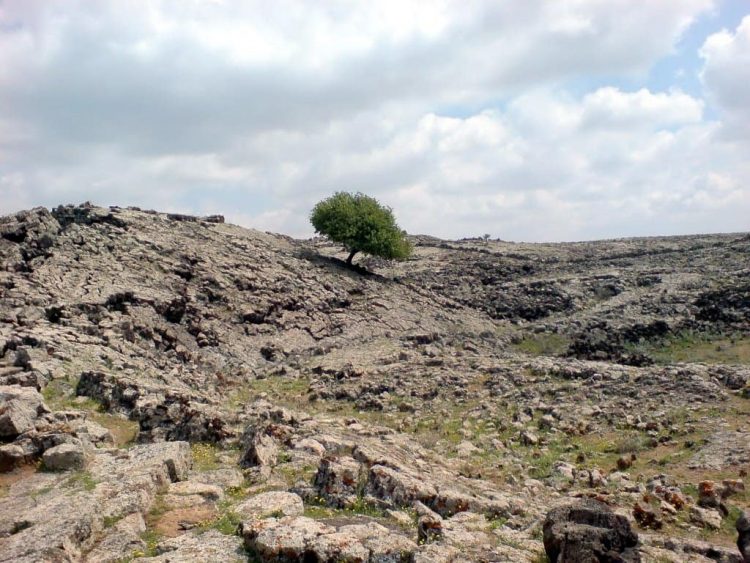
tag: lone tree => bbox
[310,192,413,265]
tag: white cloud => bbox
[580,88,704,129]
[700,15,750,139]
[1,0,747,242]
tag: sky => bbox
[1,0,748,242]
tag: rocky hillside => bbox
[0,203,748,562]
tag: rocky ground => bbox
[0,203,748,562]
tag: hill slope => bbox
[1,204,748,562]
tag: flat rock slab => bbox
[139,529,246,562]
[242,515,417,562]
[688,431,750,470]
[236,491,304,519]
[0,441,191,563]
[164,480,223,509]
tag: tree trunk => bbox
[346,249,358,265]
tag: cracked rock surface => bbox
[0,204,748,562]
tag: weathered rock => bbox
[241,516,335,561]
[737,510,750,563]
[588,468,607,488]
[690,505,723,530]
[366,463,436,508]
[236,491,304,519]
[552,461,576,481]
[413,543,461,562]
[335,522,416,561]
[722,479,746,499]
[138,530,246,562]
[83,512,146,563]
[544,499,640,562]
[240,432,279,468]
[456,440,481,457]
[69,418,115,448]
[416,501,444,543]
[520,430,539,446]
[76,371,233,444]
[314,455,362,507]
[0,207,59,263]
[163,480,223,509]
[241,515,416,562]
[699,480,726,512]
[633,502,663,530]
[1,204,749,561]
[643,535,744,563]
[42,442,87,471]
[0,443,27,471]
[0,385,48,438]
[294,437,326,457]
[0,441,191,562]
[689,429,750,471]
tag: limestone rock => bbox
[0,441,191,562]
[0,385,48,438]
[633,502,663,530]
[544,499,640,562]
[138,530,246,562]
[690,505,723,530]
[42,442,87,471]
[0,443,26,471]
[236,491,304,519]
[241,516,335,561]
[736,510,749,563]
[83,513,147,563]
[1,204,749,561]
[241,516,416,562]
[314,455,362,507]
[164,481,223,509]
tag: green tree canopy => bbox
[310,192,413,265]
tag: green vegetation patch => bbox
[511,333,570,357]
[227,375,311,409]
[304,495,386,520]
[635,332,750,365]
[91,413,140,447]
[191,443,221,471]
[198,500,243,535]
[138,529,162,557]
[103,513,125,529]
[43,379,103,412]
[62,470,97,491]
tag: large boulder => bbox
[543,499,640,563]
[0,207,59,263]
[738,510,750,563]
[0,385,49,439]
[42,442,87,471]
[314,455,362,507]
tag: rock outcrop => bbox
[543,499,640,562]
[1,204,748,562]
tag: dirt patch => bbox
[0,464,38,494]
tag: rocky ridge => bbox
[0,203,748,562]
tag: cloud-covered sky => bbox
[1,0,748,241]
